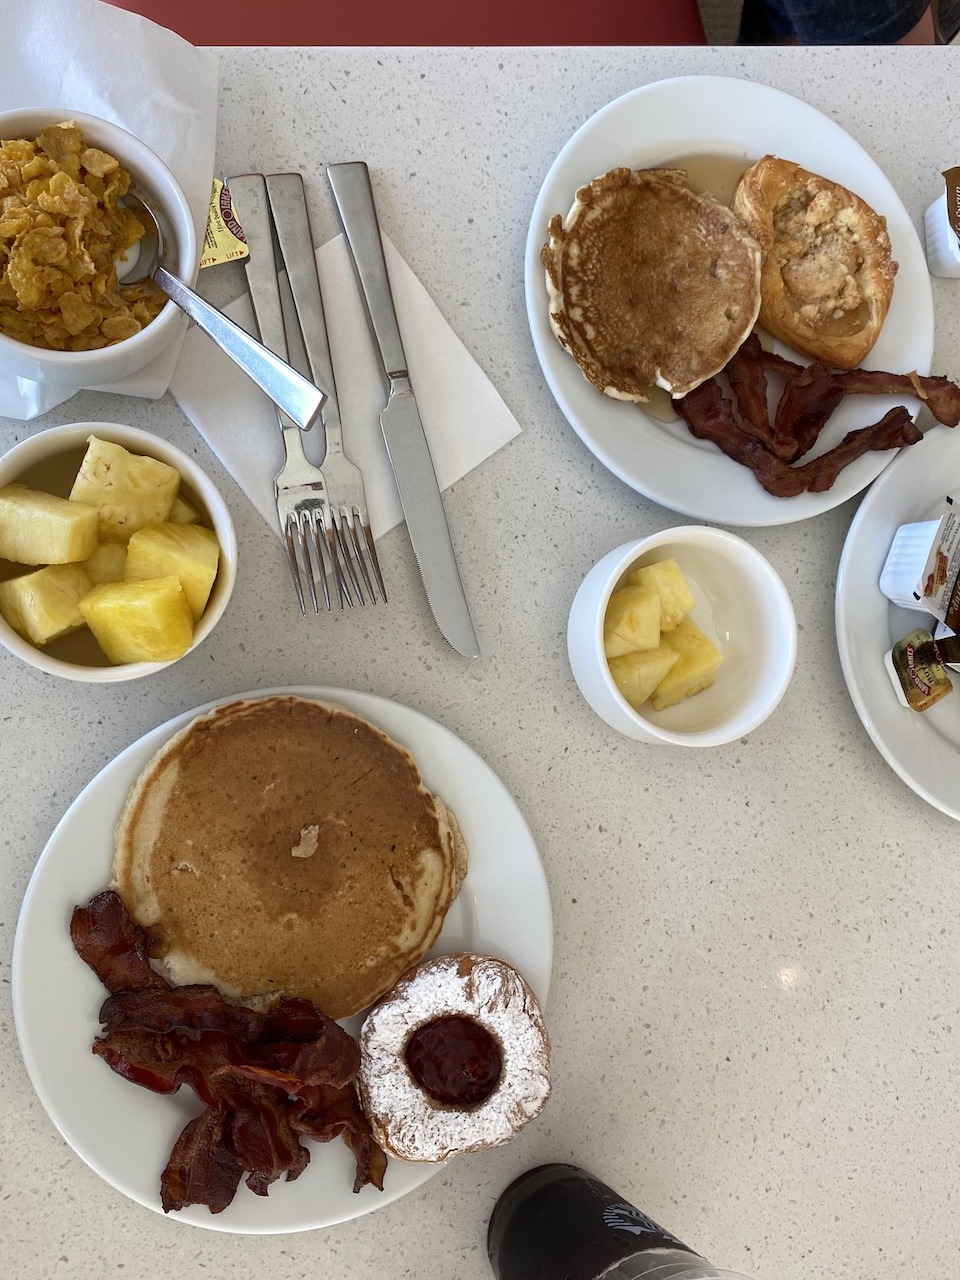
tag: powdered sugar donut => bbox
[357,953,551,1162]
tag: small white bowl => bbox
[0,422,236,682]
[567,527,797,747]
[0,108,198,388]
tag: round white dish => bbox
[0,422,237,682]
[525,75,934,527]
[12,687,554,1233]
[567,527,796,746]
[836,428,960,821]
[0,108,198,388]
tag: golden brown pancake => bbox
[542,167,762,400]
[112,695,467,1019]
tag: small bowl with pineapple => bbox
[567,526,796,747]
[0,422,237,681]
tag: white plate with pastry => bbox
[836,429,960,822]
[525,75,934,527]
[12,687,553,1233]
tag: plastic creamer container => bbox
[879,493,960,621]
[925,168,960,278]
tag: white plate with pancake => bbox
[525,75,934,527]
[12,687,554,1233]
[836,429,960,821]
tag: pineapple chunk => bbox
[69,436,180,542]
[124,523,220,621]
[0,483,98,565]
[625,558,695,631]
[169,495,200,524]
[0,563,92,645]
[80,576,194,663]
[603,585,660,659]
[608,644,678,710]
[80,542,127,585]
[650,617,723,710]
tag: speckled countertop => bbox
[3,44,960,1280]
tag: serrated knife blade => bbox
[327,161,480,657]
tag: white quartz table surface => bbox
[3,44,959,1280]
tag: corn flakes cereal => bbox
[0,121,166,351]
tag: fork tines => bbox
[264,172,386,609]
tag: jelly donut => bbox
[357,953,551,1162]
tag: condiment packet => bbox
[884,628,960,712]
[200,180,248,270]
[878,493,960,618]
[914,493,960,630]
[924,169,960,278]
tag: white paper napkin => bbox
[169,232,521,541]
[0,0,219,420]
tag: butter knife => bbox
[326,161,480,658]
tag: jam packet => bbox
[885,628,960,712]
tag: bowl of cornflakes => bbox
[0,421,237,682]
[0,108,198,388]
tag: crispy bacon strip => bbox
[797,407,921,493]
[833,369,960,426]
[160,1109,244,1215]
[217,1078,311,1197]
[291,1083,388,1194]
[677,380,921,497]
[773,363,845,461]
[725,334,780,453]
[73,890,386,1214]
[71,891,167,992]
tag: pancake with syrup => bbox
[542,167,762,400]
[112,695,467,1019]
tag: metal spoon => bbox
[119,190,326,431]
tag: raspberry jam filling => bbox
[404,1013,503,1107]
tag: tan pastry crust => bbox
[732,155,897,369]
[358,953,551,1163]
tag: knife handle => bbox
[265,173,341,429]
[228,176,290,355]
[326,162,408,381]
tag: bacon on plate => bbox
[72,890,385,1214]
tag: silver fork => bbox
[228,173,349,612]
[265,173,387,605]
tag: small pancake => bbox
[542,167,762,399]
[112,695,467,1019]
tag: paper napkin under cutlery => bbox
[170,231,521,541]
[0,0,219,421]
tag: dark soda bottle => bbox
[488,1164,752,1280]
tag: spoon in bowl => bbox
[119,190,326,431]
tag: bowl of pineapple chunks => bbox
[567,526,797,746]
[0,422,236,681]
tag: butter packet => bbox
[200,178,248,270]
[913,493,960,631]
[884,628,960,712]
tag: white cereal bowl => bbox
[567,527,797,747]
[0,108,198,388]
[0,422,237,682]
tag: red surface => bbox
[102,0,707,46]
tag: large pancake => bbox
[112,695,467,1019]
[542,167,762,400]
